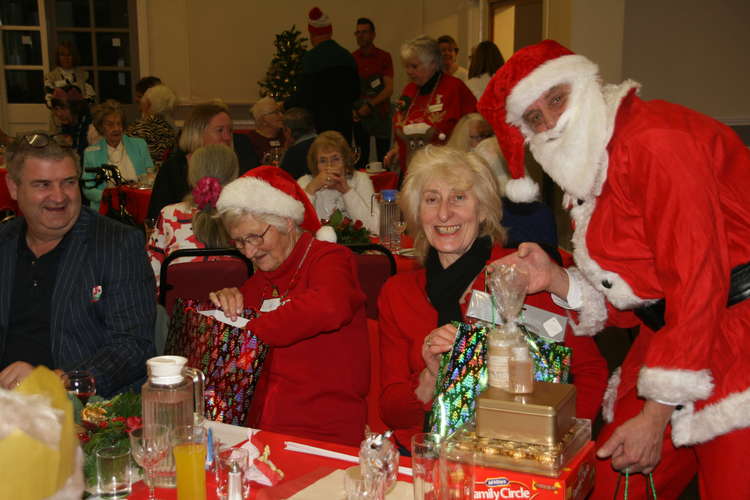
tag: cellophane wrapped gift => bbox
[0,366,84,499]
[165,298,269,425]
[428,322,488,438]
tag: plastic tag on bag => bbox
[466,290,567,342]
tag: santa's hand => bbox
[597,401,673,474]
[487,242,568,297]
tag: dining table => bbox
[125,421,413,499]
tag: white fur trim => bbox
[504,176,539,203]
[637,367,714,404]
[565,266,608,336]
[602,367,621,423]
[217,177,305,223]
[569,193,652,311]
[316,225,337,243]
[671,387,750,446]
[507,55,599,123]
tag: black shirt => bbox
[0,231,65,370]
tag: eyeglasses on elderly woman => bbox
[230,224,271,249]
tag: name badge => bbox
[465,290,568,342]
[428,103,444,113]
[269,140,280,147]
[370,78,381,88]
[260,297,281,312]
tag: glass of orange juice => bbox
[173,425,208,500]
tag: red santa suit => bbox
[478,40,750,500]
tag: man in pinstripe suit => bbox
[0,134,155,396]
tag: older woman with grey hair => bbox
[377,145,608,452]
[82,100,153,211]
[248,97,285,164]
[207,166,368,446]
[126,84,178,166]
[383,35,477,175]
[147,101,259,220]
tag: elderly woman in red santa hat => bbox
[209,166,369,446]
[479,40,750,499]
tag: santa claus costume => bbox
[479,40,750,499]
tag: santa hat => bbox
[308,7,332,37]
[478,40,598,202]
[216,166,336,242]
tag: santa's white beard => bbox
[528,78,610,200]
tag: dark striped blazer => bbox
[0,207,156,397]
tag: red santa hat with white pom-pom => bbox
[478,40,597,202]
[307,7,332,37]
[216,166,336,243]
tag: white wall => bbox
[140,0,480,113]
[622,0,750,122]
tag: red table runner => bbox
[127,429,411,499]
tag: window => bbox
[0,0,46,103]
[46,0,138,104]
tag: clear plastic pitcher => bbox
[141,356,205,488]
[371,189,401,252]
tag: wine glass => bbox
[129,425,170,500]
[351,143,362,166]
[63,369,96,406]
[392,218,408,253]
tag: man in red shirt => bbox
[351,17,393,168]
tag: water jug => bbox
[372,189,401,252]
[141,355,205,488]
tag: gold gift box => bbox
[475,382,576,445]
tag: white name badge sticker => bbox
[370,78,381,88]
[260,297,281,312]
[428,103,444,113]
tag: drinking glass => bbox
[412,433,443,500]
[63,369,96,406]
[351,143,362,166]
[129,425,171,500]
[173,425,208,500]
[440,437,475,500]
[96,445,132,498]
[215,446,250,500]
[392,218,407,252]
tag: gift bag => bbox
[520,325,572,383]
[165,298,269,425]
[427,322,488,438]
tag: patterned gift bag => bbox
[165,298,269,425]
[428,322,488,438]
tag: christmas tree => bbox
[258,25,308,101]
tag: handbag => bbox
[165,298,269,425]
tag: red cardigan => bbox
[243,232,370,446]
[378,245,608,449]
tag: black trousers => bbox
[353,121,391,169]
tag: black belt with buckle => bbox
[634,261,750,332]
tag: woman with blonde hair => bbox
[147,101,259,220]
[147,144,239,287]
[377,146,607,452]
[298,130,378,232]
[126,84,178,166]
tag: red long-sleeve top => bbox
[378,245,608,450]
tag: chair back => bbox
[346,243,396,320]
[159,248,254,315]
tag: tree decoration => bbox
[258,26,308,101]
